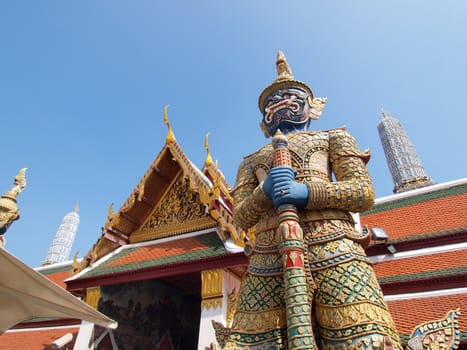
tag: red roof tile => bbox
[43,270,71,289]
[362,193,467,240]
[387,293,466,337]
[0,327,79,350]
[374,249,467,280]
[74,232,235,280]
[38,265,73,289]
[106,236,210,267]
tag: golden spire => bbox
[73,203,79,212]
[163,104,175,143]
[204,132,213,167]
[275,50,294,82]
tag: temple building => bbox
[65,110,249,349]
[361,178,466,348]
[0,106,464,349]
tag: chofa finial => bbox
[204,132,213,167]
[163,105,175,143]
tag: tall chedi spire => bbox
[42,204,80,266]
[378,109,435,193]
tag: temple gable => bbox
[131,174,216,243]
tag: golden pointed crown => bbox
[258,51,314,113]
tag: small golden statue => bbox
[0,168,27,237]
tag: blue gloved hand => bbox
[262,167,309,209]
[270,181,309,210]
[262,167,295,199]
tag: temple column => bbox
[198,269,240,350]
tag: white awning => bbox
[0,248,117,333]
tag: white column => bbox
[198,269,241,350]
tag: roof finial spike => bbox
[204,132,213,167]
[163,105,175,143]
[73,203,79,212]
[105,202,120,229]
[381,108,389,119]
[275,50,294,82]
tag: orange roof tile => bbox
[0,327,79,350]
[44,270,71,289]
[362,192,467,241]
[374,249,467,280]
[74,231,238,281]
[387,293,466,337]
[38,264,73,289]
[106,236,210,267]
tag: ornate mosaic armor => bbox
[228,129,402,350]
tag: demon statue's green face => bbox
[261,86,312,136]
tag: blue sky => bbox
[1,1,466,267]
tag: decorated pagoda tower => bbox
[377,109,435,193]
[42,205,80,266]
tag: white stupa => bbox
[42,204,80,266]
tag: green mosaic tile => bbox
[38,263,73,276]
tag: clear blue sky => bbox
[1,1,466,267]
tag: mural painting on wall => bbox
[99,279,200,350]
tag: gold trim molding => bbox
[85,287,101,309]
[131,217,216,243]
[202,297,223,311]
[201,269,223,311]
[316,302,395,331]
